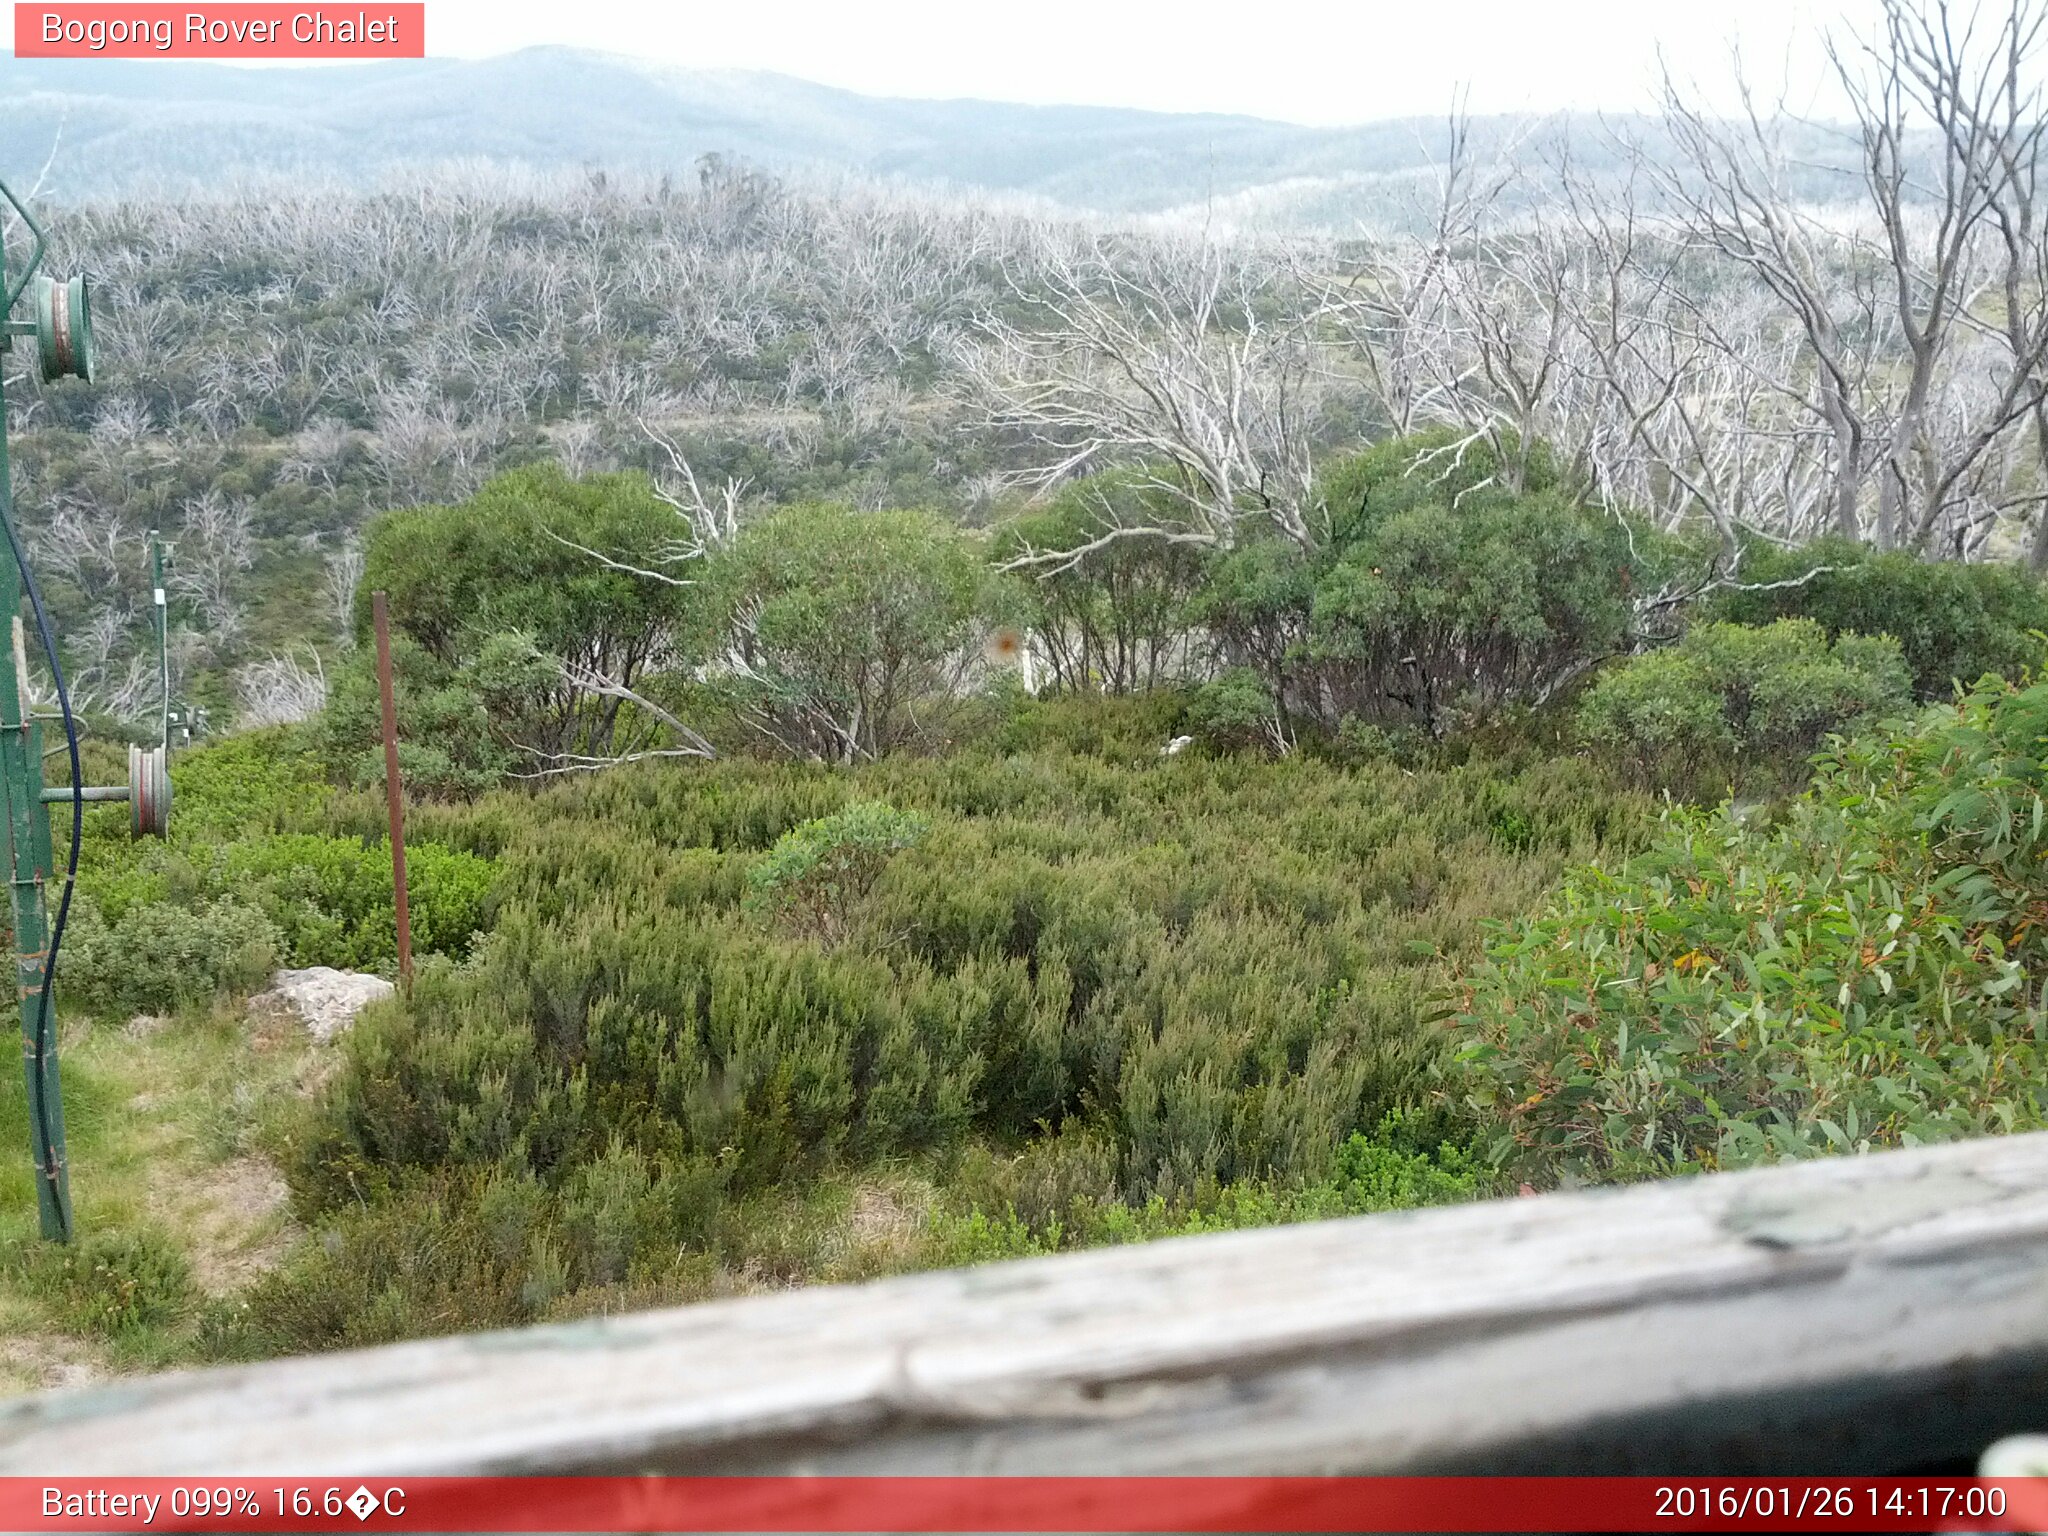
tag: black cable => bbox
[0,499,78,1242]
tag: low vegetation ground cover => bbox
[1,693,1636,1370]
[238,695,1646,1352]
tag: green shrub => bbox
[946,1119,1124,1236]
[1306,433,1648,736]
[991,691,1189,760]
[1191,533,1314,735]
[1327,716,1429,769]
[994,471,1208,695]
[935,1112,1486,1257]
[1183,432,1674,745]
[746,801,930,942]
[1459,669,2048,1184]
[70,826,493,1002]
[357,465,713,780]
[54,733,493,1012]
[713,503,1001,761]
[289,720,1650,1268]
[31,1228,196,1337]
[77,731,498,981]
[1579,620,1911,789]
[77,857,174,926]
[164,728,329,835]
[230,1171,547,1353]
[1322,1115,1485,1209]
[319,636,508,800]
[217,835,495,968]
[557,1140,668,1288]
[62,898,281,1019]
[1186,667,1281,752]
[1709,538,2048,699]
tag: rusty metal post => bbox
[372,591,414,995]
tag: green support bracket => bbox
[0,194,65,1241]
[0,415,69,1241]
[153,532,169,750]
[1,173,127,1243]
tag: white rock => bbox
[249,967,395,1042]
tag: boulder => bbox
[249,966,395,1042]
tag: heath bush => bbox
[1579,620,1910,790]
[1709,537,2048,700]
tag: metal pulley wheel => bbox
[33,273,93,384]
[128,742,170,838]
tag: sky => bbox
[410,0,1845,124]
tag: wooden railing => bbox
[5,1132,2047,1476]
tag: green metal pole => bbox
[0,249,69,1242]
[151,532,167,749]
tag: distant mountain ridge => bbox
[0,45,1863,226]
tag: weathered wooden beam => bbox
[6,1132,2048,1476]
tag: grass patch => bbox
[0,1003,311,1393]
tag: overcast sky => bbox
[418,0,1846,124]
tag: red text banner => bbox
[4,1476,2048,1533]
[14,5,424,58]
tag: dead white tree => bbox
[961,228,1330,566]
[234,646,328,728]
[1657,75,1884,544]
[1659,0,2048,556]
[541,420,747,587]
[643,420,746,557]
[1837,0,2048,554]
[170,492,255,646]
[322,537,363,645]
[1553,151,1848,553]
[278,416,355,491]
[1295,118,1496,441]
[513,424,743,776]
[1311,113,1595,495]
[506,656,718,778]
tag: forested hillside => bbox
[11,81,2042,739]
